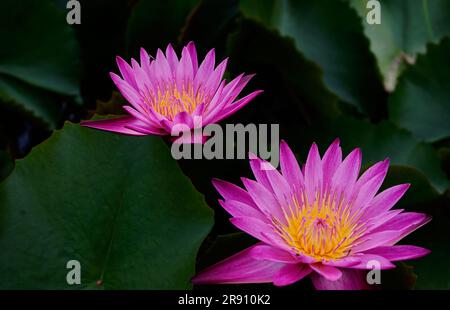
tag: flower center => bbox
[273,191,365,261]
[144,83,207,120]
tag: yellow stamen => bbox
[273,190,365,261]
[143,83,207,119]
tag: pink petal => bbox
[165,44,179,75]
[109,72,147,114]
[347,254,396,269]
[364,209,404,232]
[375,214,431,246]
[159,118,175,133]
[192,245,284,285]
[122,105,161,129]
[249,244,298,263]
[273,264,312,286]
[209,90,263,123]
[310,263,342,281]
[125,123,166,135]
[176,47,194,90]
[331,148,362,198]
[194,48,215,90]
[182,46,195,81]
[221,74,255,108]
[139,48,151,76]
[116,56,137,89]
[170,129,207,144]
[304,143,323,203]
[193,102,205,117]
[321,138,342,190]
[368,212,431,237]
[280,140,304,192]
[351,230,405,253]
[323,257,361,268]
[221,74,246,99]
[241,178,284,220]
[219,200,266,221]
[362,184,410,220]
[355,159,389,189]
[204,58,228,93]
[311,269,371,290]
[250,158,293,206]
[230,217,277,246]
[351,171,387,211]
[173,111,194,128]
[256,232,317,264]
[202,81,227,123]
[250,157,272,190]
[364,245,431,261]
[130,60,153,95]
[155,48,172,82]
[203,74,248,119]
[186,41,198,74]
[81,116,149,136]
[212,178,257,208]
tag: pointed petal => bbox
[364,245,431,261]
[208,90,262,123]
[122,105,163,129]
[192,245,284,285]
[369,213,431,246]
[280,140,304,192]
[249,244,298,263]
[193,102,205,117]
[125,123,166,135]
[331,148,362,198]
[304,143,323,203]
[173,111,194,128]
[212,178,257,208]
[81,116,147,136]
[110,72,147,113]
[351,230,405,253]
[241,178,284,220]
[178,45,194,85]
[116,56,137,89]
[323,257,361,268]
[155,48,172,81]
[347,254,396,269]
[356,159,389,189]
[165,43,179,75]
[311,269,371,290]
[139,48,152,76]
[230,217,277,246]
[310,263,342,281]
[273,264,312,286]
[351,171,387,211]
[219,200,266,221]
[265,166,292,206]
[204,58,227,93]
[362,184,410,220]
[186,41,198,74]
[369,212,431,235]
[321,138,342,189]
[250,158,272,189]
[194,48,215,89]
[221,74,254,108]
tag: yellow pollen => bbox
[143,83,206,119]
[273,190,365,261]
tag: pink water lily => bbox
[81,42,261,139]
[192,140,431,289]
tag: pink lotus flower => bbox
[81,42,262,139]
[192,140,431,289]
